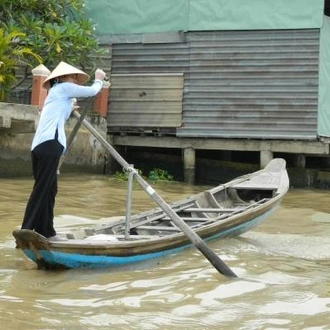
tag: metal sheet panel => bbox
[111,42,189,73]
[109,29,320,139]
[179,30,319,139]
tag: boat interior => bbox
[58,184,277,242]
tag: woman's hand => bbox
[95,68,106,81]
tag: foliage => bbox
[0,28,42,100]
[0,0,102,97]
[113,168,174,183]
[148,168,173,182]
[113,169,144,181]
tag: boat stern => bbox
[13,229,67,270]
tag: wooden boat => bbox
[13,158,289,270]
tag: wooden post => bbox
[31,64,50,110]
[93,80,110,117]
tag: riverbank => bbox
[1,148,330,190]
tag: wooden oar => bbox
[72,110,237,278]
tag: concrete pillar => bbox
[183,147,195,184]
[260,150,273,168]
[93,80,110,117]
[294,154,306,168]
[31,64,50,110]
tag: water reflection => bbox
[1,174,330,329]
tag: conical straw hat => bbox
[43,61,89,88]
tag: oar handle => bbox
[72,110,237,278]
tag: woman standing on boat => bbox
[21,61,106,241]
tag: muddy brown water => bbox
[1,174,330,329]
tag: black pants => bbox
[21,139,64,238]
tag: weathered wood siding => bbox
[108,74,183,131]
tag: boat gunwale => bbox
[48,191,286,254]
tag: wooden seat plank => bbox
[162,217,216,222]
[183,207,241,213]
[138,225,181,231]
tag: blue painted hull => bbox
[20,207,274,269]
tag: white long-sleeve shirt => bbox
[31,80,103,152]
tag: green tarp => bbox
[85,0,324,36]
